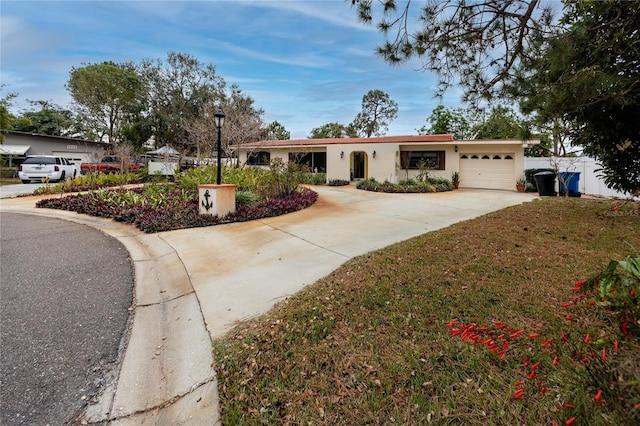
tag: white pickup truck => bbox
[18,155,77,183]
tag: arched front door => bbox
[351,151,367,180]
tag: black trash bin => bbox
[534,171,557,196]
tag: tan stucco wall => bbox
[397,146,458,182]
[327,143,398,182]
[329,142,525,185]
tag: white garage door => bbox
[459,153,515,190]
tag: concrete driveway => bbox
[0,185,537,424]
[168,186,537,340]
[0,182,47,199]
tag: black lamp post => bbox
[213,108,226,185]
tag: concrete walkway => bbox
[0,186,537,424]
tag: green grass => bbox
[213,198,640,425]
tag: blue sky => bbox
[1,0,464,139]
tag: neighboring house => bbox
[238,135,539,191]
[0,131,109,167]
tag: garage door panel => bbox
[459,155,515,190]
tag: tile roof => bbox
[241,134,455,148]
[239,135,539,149]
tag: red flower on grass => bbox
[621,321,631,336]
[594,389,603,402]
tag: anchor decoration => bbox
[201,189,213,211]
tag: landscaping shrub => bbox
[235,190,260,208]
[583,246,639,336]
[357,177,452,193]
[222,166,264,192]
[303,172,327,185]
[33,171,145,195]
[257,159,309,199]
[355,178,379,191]
[429,176,454,191]
[399,178,418,186]
[36,186,318,233]
[328,179,350,186]
[173,165,220,193]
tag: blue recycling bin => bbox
[559,172,581,197]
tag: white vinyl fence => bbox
[525,156,628,198]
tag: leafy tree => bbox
[473,106,525,140]
[0,90,17,142]
[12,100,75,137]
[267,121,290,140]
[67,61,143,144]
[309,122,358,139]
[119,113,154,152]
[140,51,226,152]
[351,0,557,103]
[350,89,398,137]
[511,0,640,194]
[418,105,476,139]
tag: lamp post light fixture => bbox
[214,108,226,185]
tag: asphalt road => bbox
[0,213,134,425]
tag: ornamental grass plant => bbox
[213,198,640,425]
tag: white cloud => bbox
[237,0,374,31]
[210,38,341,69]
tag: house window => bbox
[400,151,446,170]
[247,151,271,165]
[289,152,327,172]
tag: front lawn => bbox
[213,198,640,425]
